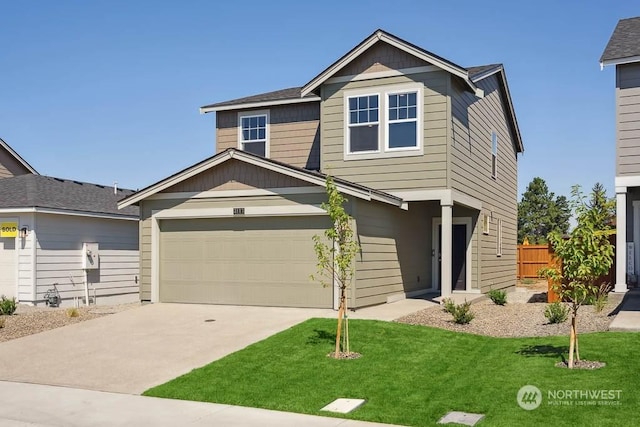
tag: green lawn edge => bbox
[144,318,638,427]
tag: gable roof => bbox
[0,138,38,175]
[467,64,524,153]
[601,17,640,66]
[200,87,319,113]
[301,29,483,98]
[118,148,405,210]
[0,174,138,218]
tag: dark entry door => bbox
[438,224,467,291]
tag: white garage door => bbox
[159,216,332,308]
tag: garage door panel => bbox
[159,216,332,308]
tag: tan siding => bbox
[321,71,449,191]
[0,147,32,179]
[139,193,328,299]
[616,63,640,176]
[335,42,429,77]
[216,104,320,169]
[450,75,518,292]
[160,159,309,193]
[354,200,437,307]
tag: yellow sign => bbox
[0,222,18,238]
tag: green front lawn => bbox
[144,319,639,426]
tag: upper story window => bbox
[344,83,423,160]
[491,132,498,179]
[238,110,269,157]
[348,95,379,152]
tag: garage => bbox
[158,216,333,308]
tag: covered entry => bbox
[158,216,332,308]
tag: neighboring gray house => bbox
[601,16,640,293]
[0,174,139,306]
[120,30,524,309]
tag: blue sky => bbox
[1,1,638,200]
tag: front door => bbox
[438,224,467,291]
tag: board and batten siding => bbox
[616,62,640,176]
[353,200,436,307]
[139,192,328,301]
[33,214,139,305]
[321,71,449,192]
[450,75,518,292]
[216,103,320,170]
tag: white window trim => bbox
[482,213,490,235]
[491,131,498,179]
[343,82,424,161]
[345,91,381,155]
[237,109,270,158]
[497,218,503,257]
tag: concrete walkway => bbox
[609,289,640,331]
[0,381,407,427]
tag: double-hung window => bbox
[345,83,422,159]
[348,95,379,153]
[491,132,498,179]
[239,111,269,157]
[387,92,418,149]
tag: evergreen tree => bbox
[518,177,571,244]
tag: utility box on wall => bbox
[82,242,99,270]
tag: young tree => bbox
[311,176,360,358]
[539,184,614,368]
[518,177,571,244]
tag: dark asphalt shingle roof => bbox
[201,87,317,110]
[601,17,640,62]
[204,65,502,110]
[0,175,139,217]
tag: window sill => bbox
[344,148,424,161]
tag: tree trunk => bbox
[568,315,576,369]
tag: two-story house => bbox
[601,17,640,294]
[119,30,524,309]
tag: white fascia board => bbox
[199,96,321,114]
[470,66,502,83]
[601,55,640,68]
[152,205,328,220]
[615,175,640,188]
[0,207,137,221]
[389,189,451,202]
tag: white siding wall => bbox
[17,213,36,302]
[34,214,139,306]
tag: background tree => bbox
[539,183,615,368]
[311,176,360,358]
[518,177,571,244]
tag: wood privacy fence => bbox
[517,235,617,281]
[517,245,552,279]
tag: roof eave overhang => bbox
[301,31,483,98]
[199,96,321,114]
[600,54,640,69]
[0,138,38,175]
[118,150,405,210]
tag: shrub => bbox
[544,301,569,324]
[65,308,79,318]
[0,296,17,316]
[488,289,507,306]
[451,300,475,325]
[442,298,456,314]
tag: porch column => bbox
[441,202,453,297]
[615,188,628,293]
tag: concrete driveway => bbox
[0,303,332,394]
